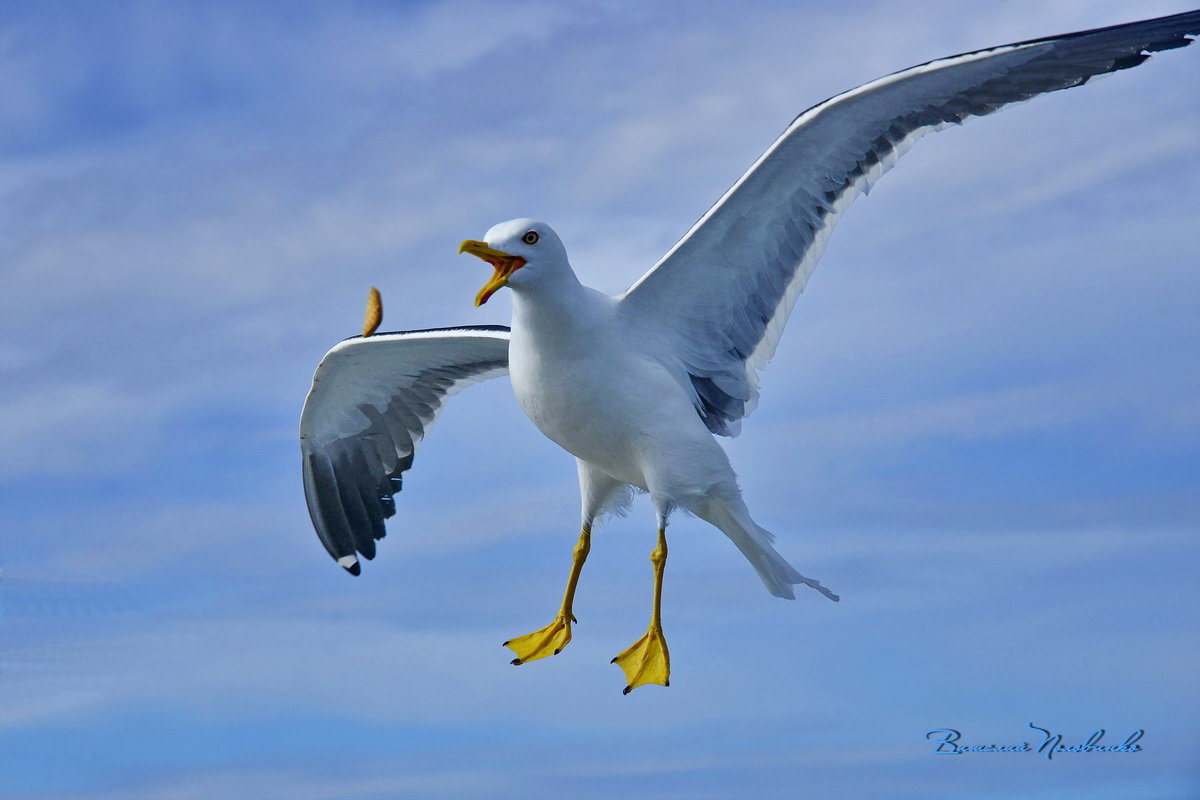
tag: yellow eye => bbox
[522,230,539,245]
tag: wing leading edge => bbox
[620,10,1200,436]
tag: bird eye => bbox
[522,231,539,245]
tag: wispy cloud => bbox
[2,1,1198,798]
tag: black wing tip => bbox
[337,556,362,576]
[340,324,512,344]
[785,10,1200,130]
[947,8,1200,60]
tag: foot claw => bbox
[510,658,522,666]
[503,614,573,664]
[611,625,670,693]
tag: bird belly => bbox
[511,351,647,486]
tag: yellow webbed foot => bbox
[503,614,575,665]
[612,625,670,694]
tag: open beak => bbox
[458,240,526,307]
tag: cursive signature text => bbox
[926,724,1144,760]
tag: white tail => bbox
[698,497,839,602]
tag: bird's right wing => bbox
[300,326,510,574]
[619,10,1200,437]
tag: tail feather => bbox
[700,499,839,602]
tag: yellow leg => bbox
[504,524,591,665]
[612,527,671,694]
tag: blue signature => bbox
[925,724,1144,760]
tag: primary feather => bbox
[620,9,1200,436]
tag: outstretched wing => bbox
[619,10,1200,437]
[300,326,510,574]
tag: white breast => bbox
[509,287,700,489]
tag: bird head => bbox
[458,219,566,306]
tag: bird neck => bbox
[509,260,594,336]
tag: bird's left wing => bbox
[619,10,1200,437]
[300,326,510,574]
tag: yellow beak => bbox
[458,240,527,307]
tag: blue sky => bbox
[2,1,1198,797]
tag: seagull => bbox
[301,10,1199,693]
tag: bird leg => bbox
[612,527,671,694]
[504,524,591,665]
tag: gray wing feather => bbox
[620,10,1200,436]
[299,326,510,574]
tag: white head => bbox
[458,218,569,306]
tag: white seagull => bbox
[301,11,1199,693]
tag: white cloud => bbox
[2,0,1196,487]
[0,380,168,478]
[2,2,1198,797]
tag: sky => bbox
[1,0,1198,797]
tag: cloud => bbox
[3,0,1196,487]
[2,2,1198,798]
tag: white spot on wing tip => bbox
[337,555,358,568]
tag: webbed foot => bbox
[503,614,576,665]
[612,625,670,694]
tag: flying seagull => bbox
[301,10,1199,693]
